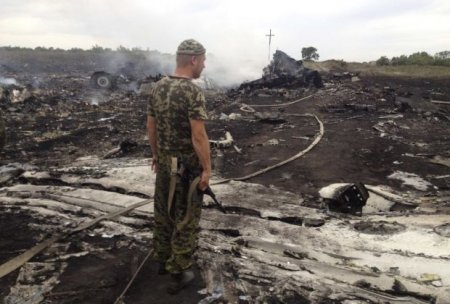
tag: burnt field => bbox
[0,52,450,303]
[1,58,449,197]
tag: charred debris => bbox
[235,50,323,92]
[1,49,450,303]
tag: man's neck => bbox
[173,67,193,79]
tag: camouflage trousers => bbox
[153,150,203,273]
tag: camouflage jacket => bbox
[147,76,208,152]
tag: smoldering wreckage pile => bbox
[0,50,449,304]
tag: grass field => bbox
[304,60,450,79]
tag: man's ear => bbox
[190,55,197,65]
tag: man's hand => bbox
[151,157,158,173]
[198,170,210,191]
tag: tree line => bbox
[376,51,450,67]
[0,45,154,53]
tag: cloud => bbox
[0,0,449,81]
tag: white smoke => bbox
[203,54,266,88]
[122,51,267,88]
[140,52,265,88]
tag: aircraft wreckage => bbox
[0,49,450,303]
[0,159,449,303]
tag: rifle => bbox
[201,186,227,214]
[179,164,227,214]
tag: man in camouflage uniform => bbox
[147,39,211,294]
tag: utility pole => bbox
[266,29,275,61]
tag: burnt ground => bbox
[1,63,450,303]
[216,76,450,198]
[2,73,449,194]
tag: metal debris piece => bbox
[419,273,442,284]
[434,223,450,238]
[103,139,138,159]
[254,112,286,124]
[319,183,369,215]
[210,131,234,148]
[429,155,450,168]
[237,50,322,90]
[431,100,450,105]
[388,171,433,191]
[264,138,279,146]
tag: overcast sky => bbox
[1,0,449,80]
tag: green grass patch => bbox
[305,60,450,79]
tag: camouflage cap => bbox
[176,39,206,56]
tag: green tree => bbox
[116,45,130,52]
[391,55,408,65]
[434,50,450,60]
[301,46,319,61]
[408,52,433,65]
[69,47,84,52]
[376,56,390,66]
[434,51,450,66]
[90,44,104,52]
